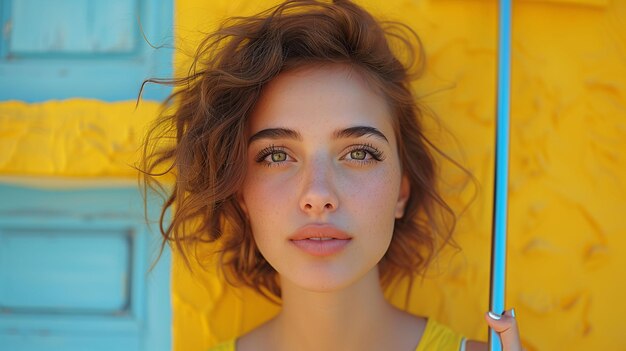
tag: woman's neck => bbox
[263,268,422,351]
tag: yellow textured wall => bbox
[169,1,626,350]
[2,0,624,350]
[0,100,160,176]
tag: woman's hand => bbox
[485,309,522,351]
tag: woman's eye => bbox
[349,150,367,160]
[343,144,384,163]
[270,151,287,162]
[254,145,292,166]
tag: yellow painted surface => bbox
[2,0,624,350]
[170,1,626,350]
[0,100,160,176]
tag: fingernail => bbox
[511,308,516,318]
[488,311,502,320]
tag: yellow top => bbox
[208,318,465,351]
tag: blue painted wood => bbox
[1,334,140,351]
[10,0,137,55]
[0,0,173,102]
[0,228,130,311]
[0,183,171,351]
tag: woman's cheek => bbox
[245,171,296,221]
[352,165,400,197]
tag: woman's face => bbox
[239,64,410,293]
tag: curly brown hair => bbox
[141,0,457,301]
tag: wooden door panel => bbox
[0,0,172,101]
[1,228,130,312]
[10,0,138,55]
[0,183,171,350]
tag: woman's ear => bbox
[395,175,410,219]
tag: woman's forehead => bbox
[247,64,395,139]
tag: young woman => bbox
[142,1,522,350]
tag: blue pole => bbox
[489,0,512,350]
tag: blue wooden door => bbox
[0,183,171,351]
[0,0,172,102]
[0,0,173,350]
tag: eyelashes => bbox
[255,145,286,163]
[254,143,385,166]
[343,143,385,162]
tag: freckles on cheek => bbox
[349,172,400,214]
[359,167,400,195]
[245,176,291,223]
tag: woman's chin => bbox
[278,265,380,295]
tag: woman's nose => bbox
[299,160,339,215]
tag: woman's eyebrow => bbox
[248,128,302,144]
[333,126,389,144]
[248,126,389,144]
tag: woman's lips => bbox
[288,225,352,256]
